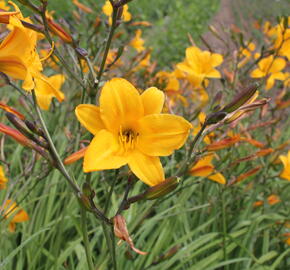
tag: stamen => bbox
[118,126,139,153]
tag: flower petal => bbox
[208,173,226,184]
[270,58,286,73]
[211,53,223,67]
[206,69,221,78]
[251,68,265,78]
[75,104,105,135]
[13,209,29,223]
[128,151,164,186]
[141,87,164,115]
[137,114,192,156]
[100,78,144,133]
[84,130,127,172]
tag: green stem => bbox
[92,7,119,101]
[102,222,117,270]
[221,188,228,270]
[176,124,206,177]
[31,90,80,195]
[80,205,95,270]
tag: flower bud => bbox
[143,177,180,200]
[222,83,259,113]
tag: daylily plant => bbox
[76,78,192,186]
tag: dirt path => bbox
[202,0,235,54]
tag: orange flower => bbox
[279,150,290,181]
[1,199,29,232]
[0,165,8,189]
[189,153,226,184]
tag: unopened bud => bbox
[24,120,46,138]
[205,111,227,125]
[143,177,180,200]
[223,83,259,113]
[79,193,92,211]
[82,182,95,199]
[75,47,88,59]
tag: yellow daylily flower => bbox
[75,78,192,186]
[238,42,256,68]
[156,70,180,92]
[189,153,226,184]
[0,4,64,105]
[177,46,223,87]
[0,165,8,189]
[279,151,290,181]
[130,29,145,52]
[102,1,131,25]
[250,55,286,90]
[0,0,9,11]
[1,199,29,232]
[274,28,290,60]
[34,74,65,110]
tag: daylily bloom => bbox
[76,78,192,186]
[1,199,29,232]
[0,165,8,189]
[0,0,9,11]
[34,74,65,110]
[102,1,131,25]
[250,55,286,90]
[0,4,65,106]
[130,29,145,52]
[177,46,223,87]
[189,153,226,184]
[279,150,290,181]
[238,42,256,68]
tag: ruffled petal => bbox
[75,104,105,135]
[83,129,127,172]
[128,151,164,186]
[100,78,144,133]
[141,87,164,115]
[137,114,192,156]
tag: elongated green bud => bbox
[143,177,180,200]
[222,83,259,113]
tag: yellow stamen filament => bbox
[40,42,55,62]
[118,126,139,153]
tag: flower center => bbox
[118,127,139,152]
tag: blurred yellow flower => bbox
[177,46,223,87]
[238,42,256,68]
[34,74,65,110]
[0,165,8,189]
[0,3,64,106]
[250,55,286,90]
[0,0,9,10]
[76,78,192,186]
[130,29,145,52]
[1,199,29,232]
[189,153,226,184]
[279,151,290,181]
[102,1,131,25]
